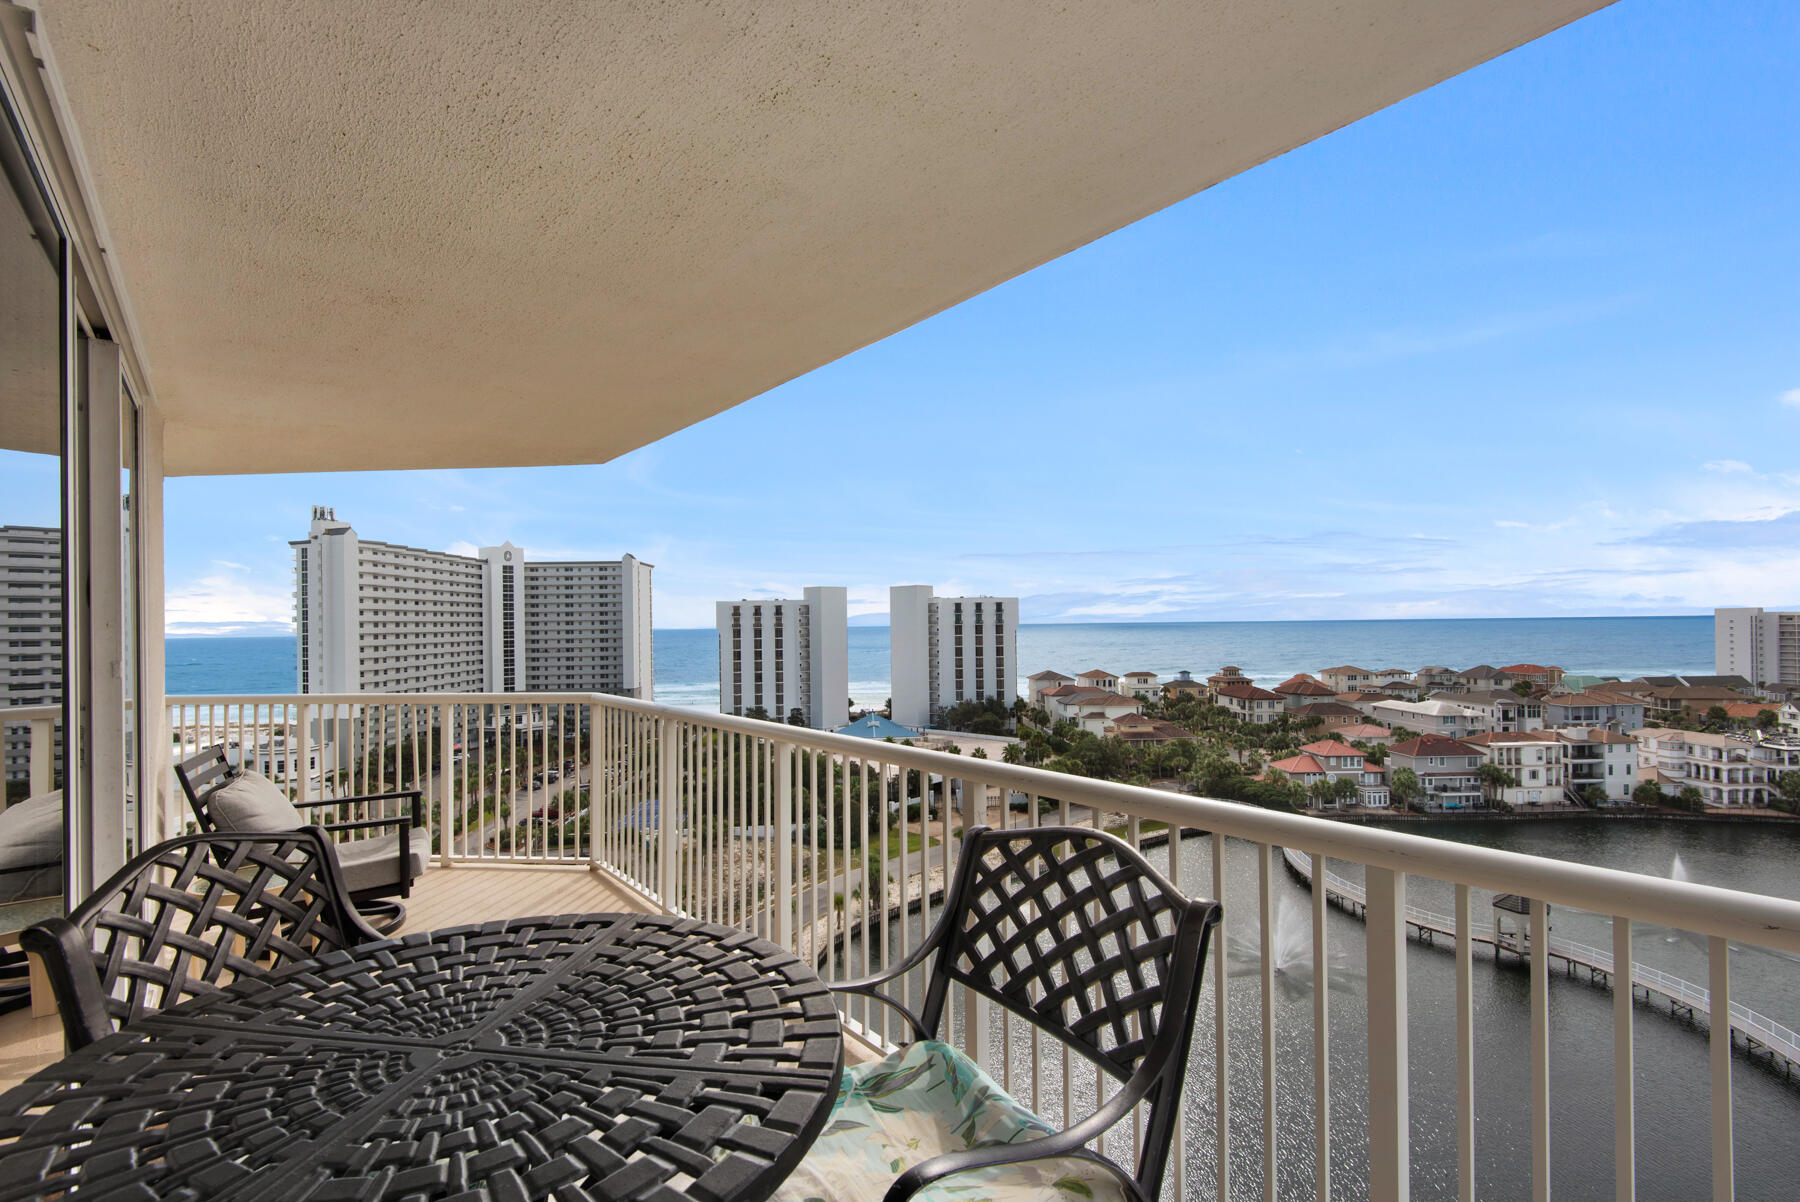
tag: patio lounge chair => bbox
[778,825,1221,1202]
[175,744,423,932]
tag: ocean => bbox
[166,614,1715,707]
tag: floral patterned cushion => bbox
[774,1041,1131,1202]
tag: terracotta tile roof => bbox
[1216,682,1283,701]
[1363,761,1384,773]
[1277,679,1336,696]
[1299,739,1366,758]
[1391,734,1482,758]
[1267,754,1326,776]
[1319,666,1371,675]
[1570,728,1638,744]
[1336,724,1393,738]
[1499,664,1556,675]
[1076,669,1116,680]
[1291,702,1365,718]
[1028,670,1074,681]
[1121,671,1159,679]
[1722,702,1780,718]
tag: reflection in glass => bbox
[0,106,67,958]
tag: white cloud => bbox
[1702,459,1753,474]
[1780,388,1800,410]
[164,569,293,635]
[445,540,480,557]
[1493,518,1576,533]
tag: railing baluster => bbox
[1366,866,1408,1202]
[1455,883,1474,1202]
[1314,851,1332,1202]
[1258,841,1277,1202]
[1530,897,1551,1202]
[1213,829,1230,1202]
[1708,936,1733,1202]
[1613,916,1633,1202]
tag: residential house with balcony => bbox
[1274,674,1338,708]
[1370,698,1482,738]
[1447,689,1545,733]
[1338,722,1397,745]
[1389,735,1486,810]
[1560,728,1639,804]
[1452,665,1515,692]
[1118,671,1161,699]
[1499,663,1564,691]
[1414,665,1459,689]
[1288,701,1370,731]
[1632,729,1800,807]
[1318,665,1379,693]
[1075,669,1119,693]
[1206,666,1251,696]
[1274,738,1390,808]
[1371,668,1414,685]
[1376,678,1429,702]
[1461,730,1566,809]
[1214,681,1284,725]
[1542,689,1647,733]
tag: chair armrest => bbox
[886,1056,1163,1202]
[297,789,423,824]
[20,916,113,1052]
[887,1131,1146,1202]
[321,815,410,833]
[825,919,949,1043]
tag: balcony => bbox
[7,692,1793,1198]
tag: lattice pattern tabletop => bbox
[0,912,843,1202]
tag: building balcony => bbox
[14,693,1795,1198]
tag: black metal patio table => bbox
[0,912,844,1202]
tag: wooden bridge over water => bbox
[1280,847,1800,1079]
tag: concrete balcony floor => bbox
[0,862,648,1091]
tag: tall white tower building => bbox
[1716,607,1800,689]
[889,585,1017,729]
[1,525,62,783]
[293,508,652,697]
[716,587,848,729]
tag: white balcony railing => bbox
[2,703,59,802]
[167,692,1800,1202]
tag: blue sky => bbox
[139,0,1800,634]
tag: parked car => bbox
[545,771,559,783]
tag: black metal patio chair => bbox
[20,828,382,1051]
[175,743,422,932]
[784,825,1221,1202]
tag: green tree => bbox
[1676,784,1707,812]
[1001,742,1024,765]
[744,706,770,722]
[787,708,806,726]
[1756,708,1779,731]
[1477,762,1518,802]
[1389,767,1424,810]
[1774,770,1800,814]
[1631,779,1665,807]
[1704,705,1731,729]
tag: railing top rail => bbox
[164,691,1800,954]
[2,704,60,720]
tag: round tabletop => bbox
[0,912,844,1202]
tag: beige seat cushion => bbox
[207,770,307,832]
[0,790,63,903]
[333,830,425,894]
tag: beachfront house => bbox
[2,5,1785,1199]
[1274,674,1338,708]
[1213,681,1285,725]
[1075,669,1119,693]
[1499,663,1565,691]
[1026,669,1075,707]
[1118,670,1161,699]
[1161,670,1207,700]
[1370,697,1483,738]
[1632,729,1800,808]
[1318,665,1379,692]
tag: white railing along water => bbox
[167,693,1800,1202]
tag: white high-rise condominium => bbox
[716,587,848,730]
[889,585,1017,729]
[1716,607,1800,689]
[1,525,62,783]
[293,508,652,697]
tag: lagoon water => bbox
[852,819,1800,1202]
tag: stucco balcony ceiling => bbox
[31,0,1607,475]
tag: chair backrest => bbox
[918,826,1220,1191]
[173,743,236,831]
[22,828,381,1050]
